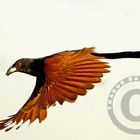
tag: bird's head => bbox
[6,58,38,76]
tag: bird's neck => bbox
[29,58,45,77]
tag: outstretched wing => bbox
[43,47,110,105]
[0,78,48,131]
[0,47,110,131]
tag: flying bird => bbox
[0,47,140,131]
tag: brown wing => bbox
[0,47,110,131]
[0,79,48,132]
[43,47,110,105]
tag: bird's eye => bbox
[16,62,23,69]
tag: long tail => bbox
[92,51,140,59]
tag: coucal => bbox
[0,47,140,132]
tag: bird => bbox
[0,47,140,132]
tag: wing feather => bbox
[0,79,48,131]
[65,76,101,82]
[44,47,110,105]
[55,82,87,95]
[54,85,78,102]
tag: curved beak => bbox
[6,67,17,76]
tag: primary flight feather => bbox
[1,47,140,131]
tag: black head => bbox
[6,58,43,76]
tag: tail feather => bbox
[92,51,140,59]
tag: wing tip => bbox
[0,117,13,132]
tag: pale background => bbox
[0,0,140,139]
